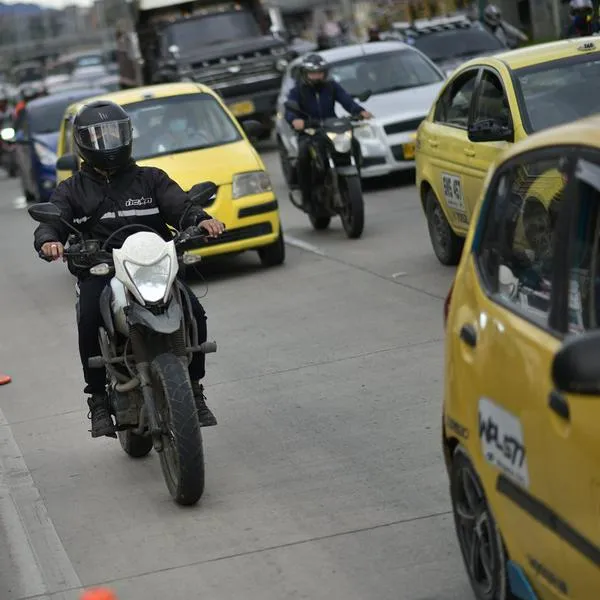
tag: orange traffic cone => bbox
[0,373,11,386]
[80,589,118,600]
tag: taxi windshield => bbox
[513,53,600,133]
[124,93,242,160]
[329,49,443,97]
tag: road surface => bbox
[0,149,471,600]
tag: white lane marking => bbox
[284,234,327,257]
[0,408,82,597]
[392,272,408,278]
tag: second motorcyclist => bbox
[563,0,599,37]
[33,100,225,439]
[284,54,372,209]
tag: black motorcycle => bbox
[284,96,371,239]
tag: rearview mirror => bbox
[241,119,263,140]
[189,181,217,206]
[56,153,78,172]
[468,119,514,143]
[28,202,61,223]
[355,89,372,103]
[552,330,600,394]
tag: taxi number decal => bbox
[479,397,529,489]
[441,172,466,214]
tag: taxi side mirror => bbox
[552,330,600,394]
[468,118,514,143]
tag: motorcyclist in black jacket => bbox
[33,100,225,438]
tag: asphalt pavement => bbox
[0,146,470,600]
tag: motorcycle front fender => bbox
[126,295,182,334]
[336,165,359,176]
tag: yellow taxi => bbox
[56,82,285,266]
[443,114,600,599]
[416,35,600,266]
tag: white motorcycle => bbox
[29,182,219,506]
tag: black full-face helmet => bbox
[73,100,132,172]
[301,53,329,86]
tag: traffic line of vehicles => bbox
[8,16,600,596]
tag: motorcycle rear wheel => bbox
[118,430,153,458]
[151,353,205,506]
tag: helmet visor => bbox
[77,119,131,151]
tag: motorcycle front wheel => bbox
[340,175,364,239]
[151,353,205,506]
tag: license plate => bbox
[403,142,416,160]
[229,100,255,117]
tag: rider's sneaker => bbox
[191,382,217,427]
[87,394,117,438]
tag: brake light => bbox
[444,281,454,328]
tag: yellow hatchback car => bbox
[416,36,600,266]
[443,115,600,599]
[56,82,285,266]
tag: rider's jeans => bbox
[77,275,207,395]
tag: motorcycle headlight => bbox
[125,255,171,303]
[34,142,57,167]
[327,131,352,153]
[232,171,272,199]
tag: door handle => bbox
[429,139,439,147]
[549,390,570,421]
[459,324,477,348]
[464,148,475,157]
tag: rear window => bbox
[410,27,504,62]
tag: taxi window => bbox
[476,153,568,330]
[434,69,478,129]
[566,156,600,333]
[472,70,510,129]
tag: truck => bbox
[117,0,293,139]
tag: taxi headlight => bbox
[232,171,272,199]
[327,130,352,153]
[125,256,171,303]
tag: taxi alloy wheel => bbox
[451,447,513,600]
[425,190,463,266]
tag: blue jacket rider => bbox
[284,53,372,208]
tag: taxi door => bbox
[466,67,514,209]
[423,67,481,232]
[542,152,600,598]
[449,149,572,598]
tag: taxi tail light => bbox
[444,281,454,328]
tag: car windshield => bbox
[513,54,600,133]
[125,93,242,160]
[169,11,260,51]
[75,55,103,68]
[410,28,504,62]
[329,49,443,96]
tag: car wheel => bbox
[451,446,515,600]
[425,190,464,266]
[258,227,285,267]
[277,137,296,186]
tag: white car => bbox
[275,41,446,180]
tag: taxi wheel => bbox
[425,191,464,266]
[451,447,514,600]
[258,229,285,267]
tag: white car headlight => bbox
[125,255,171,303]
[353,124,376,141]
[275,58,288,72]
[232,171,272,199]
[34,142,57,167]
[327,130,352,153]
